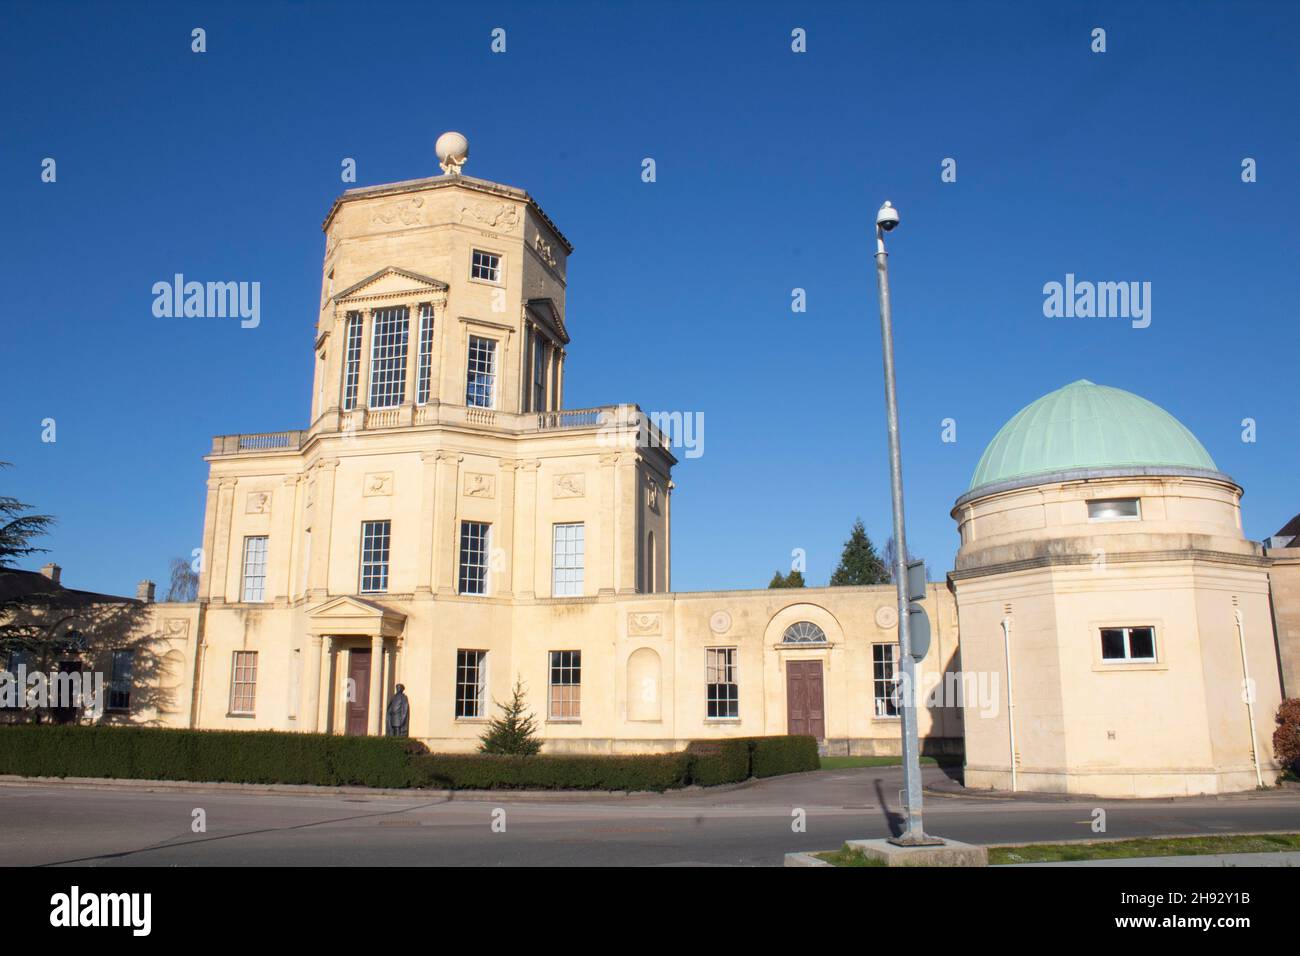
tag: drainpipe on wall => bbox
[1002,617,1017,792]
[1234,609,1264,789]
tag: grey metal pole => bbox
[874,204,926,845]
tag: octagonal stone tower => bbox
[951,380,1281,797]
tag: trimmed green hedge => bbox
[410,752,693,792]
[0,726,818,791]
[0,725,419,788]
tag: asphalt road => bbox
[3,766,1298,866]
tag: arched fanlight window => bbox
[782,621,827,644]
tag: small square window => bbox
[471,250,501,283]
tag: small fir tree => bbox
[829,518,889,586]
[479,678,542,756]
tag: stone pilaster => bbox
[432,451,464,594]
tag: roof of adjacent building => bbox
[0,568,138,610]
[966,380,1224,496]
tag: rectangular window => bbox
[230,650,258,715]
[552,523,585,597]
[341,313,363,411]
[872,643,900,718]
[458,521,490,595]
[465,335,497,408]
[241,535,269,602]
[1100,626,1157,662]
[368,306,409,408]
[359,520,391,593]
[1088,498,1141,521]
[455,650,487,718]
[471,249,501,282]
[706,648,739,718]
[108,649,134,711]
[415,303,435,405]
[548,650,581,720]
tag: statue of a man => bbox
[386,683,410,737]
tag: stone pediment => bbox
[526,297,570,345]
[333,267,449,306]
[306,595,406,638]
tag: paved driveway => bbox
[2,766,1297,866]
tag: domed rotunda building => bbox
[950,380,1282,797]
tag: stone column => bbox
[415,451,439,594]
[555,349,565,409]
[598,454,618,594]
[369,635,384,735]
[308,460,339,597]
[320,637,336,734]
[357,309,374,411]
[665,479,675,592]
[207,478,239,602]
[616,453,639,594]
[197,477,222,600]
[514,460,541,598]
[432,451,463,594]
[304,633,323,732]
[497,459,518,597]
[400,302,421,425]
[274,475,300,602]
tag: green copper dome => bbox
[967,380,1219,494]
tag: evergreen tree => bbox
[479,678,542,756]
[829,518,889,586]
[767,569,807,589]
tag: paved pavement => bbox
[1,765,1297,866]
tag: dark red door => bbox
[786,661,825,739]
[346,649,371,736]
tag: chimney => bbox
[136,579,156,603]
[39,563,61,585]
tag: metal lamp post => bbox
[874,200,933,846]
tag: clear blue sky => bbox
[2,1,1296,597]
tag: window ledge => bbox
[1092,662,1167,673]
[226,712,256,718]
[703,718,741,724]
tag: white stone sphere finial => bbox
[435,131,469,176]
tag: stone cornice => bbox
[950,547,1270,582]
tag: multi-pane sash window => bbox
[471,249,501,282]
[1100,626,1156,662]
[230,650,258,714]
[342,313,363,411]
[108,649,134,711]
[458,521,490,595]
[368,306,409,408]
[465,336,496,408]
[241,535,269,602]
[552,523,584,597]
[455,650,487,718]
[872,643,900,718]
[415,303,435,405]
[706,648,739,718]
[360,520,391,593]
[549,650,581,720]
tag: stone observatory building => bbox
[950,379,1282,797]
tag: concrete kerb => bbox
[0,773,760,802]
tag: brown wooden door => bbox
[346,649,371,736]
[786,661,825,739]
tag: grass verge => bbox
[989,832,1300,865]
[815,844,887,867]
[818,755,942,770]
